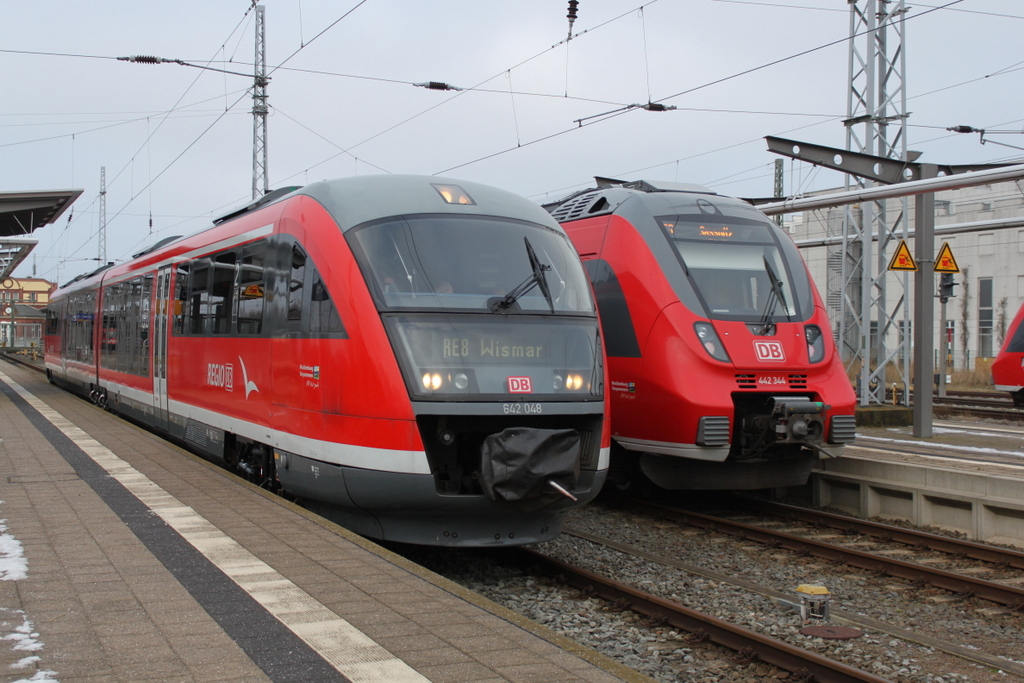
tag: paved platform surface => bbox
[0,361,647,683]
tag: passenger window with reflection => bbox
[237,242,267,335]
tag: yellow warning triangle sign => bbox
[933,242,960,273]
[887,239,917,271]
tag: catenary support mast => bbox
[252,5,269,200]
[98,166,107,265]
[840,0,910,405]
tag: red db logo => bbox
[507,376,533,393]
[753,341,785,362]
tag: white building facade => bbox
[788,180,1024,373]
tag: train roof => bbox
[298,175,560,233]
[544,177,771,225]
[53,175,564,295]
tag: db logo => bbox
[753,340,786,362]
[507,376,533,393]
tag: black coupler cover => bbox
[480,427,581,511]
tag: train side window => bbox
[45,306,58,336]
[116,280,134,374]
[68,291,97,364]
[288,246,306,322]
[119,280,136,373]
[172,263,189,335]
[211,251,237,335]
[137,274,153,375]
[309,266,346,335]
[101,282,121,370]
[237,242,266,335]
[188,259,211,335]
[1009,315,1024,353]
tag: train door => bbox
[153,266,172,430]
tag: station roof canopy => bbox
[0,189,82,279]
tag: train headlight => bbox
[554,371,586,391]
[694,322,730,362]
[420,370,475,393]
[805,325,825,364]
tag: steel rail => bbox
[933,396,1016,408]
[561,526,1024,678]
[519,547,895,683]
[932,405,1024,422]
[735,497,1024,571]
[626,501,1024,608]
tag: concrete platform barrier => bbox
[809,454,1024,549]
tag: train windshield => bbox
[384,314,603,400]
[350,214,598,315]
[657,214,809,323]
[348,215,594,315]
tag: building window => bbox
[978,277,994,358]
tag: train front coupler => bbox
[479,427,582,512]
[768,396,830,447]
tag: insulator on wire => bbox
[566,0,579,39]
[641,102,676,112]
[414,81,461,91]
[118,55,160,64]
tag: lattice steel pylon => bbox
[98,166,107,265]
[837,0,911,405]
[252,4,269,200]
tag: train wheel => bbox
[1013,390,1024,408]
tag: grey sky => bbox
[2,0,1022,283]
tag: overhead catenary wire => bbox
[12,0,1022,278]
[449,0,968,182]
[32,3,268,277]
[94,3,373,269]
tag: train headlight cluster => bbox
[420,370,474,393]
[694,322,731,362]
[554,372,586,391]
[805,325,825,364]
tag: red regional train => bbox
[545,178,856,490]
[46,175,610,546]
[992,301,1024,406]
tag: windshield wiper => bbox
[490,237,555,313]
[758,256,789,335]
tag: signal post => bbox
[934,243,960,398]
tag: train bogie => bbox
[46,175,609,546]
[547,178,856,491]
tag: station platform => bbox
[0,361,647,683]
[803,417,1024,549]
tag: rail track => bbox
[543,524,1024,679]
[617,498,1024,609]
[735,497,1024,571]
[914,390,1024,422]
[517,546,895,683]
